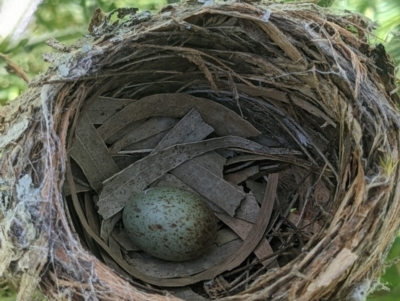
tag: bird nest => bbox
[1,1,400,300]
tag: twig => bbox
[229,258,257,287]
[227,265,267,293]
[222,246,293,278]
[0,52,29,83]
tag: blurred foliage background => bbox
[0,0,399,300]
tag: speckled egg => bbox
[122,187,218,261]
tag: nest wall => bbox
[1,1,400,301]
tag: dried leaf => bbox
[108,236,123,259]
[123,130,170,152]
[98,246,132,280]
[110,117,179,154]
[246,180,266,205]
[151,109,232,213]
[224,160,255,174]
[98,136,293,219]
[73,186,130,279]
[176,172,279,282]
[68,159,279,286]
[96,93,261,141]
[173,288,207,301]
[84,193,101,236]
[251,135,281,147]
[63,181,91,196]
[234,192,260,223]
[100,212,122,242]
[216,213,278,268]
[69,158,90,184]
[225,165,259,185]
[104,119,146,145]
[215,228,240,246]
[192,151,226,179]
[151,173,224,213]
[126,239,242,278]
[111,228,140,252]
[70,113,119,192]
[153,173,257,222]
[152,108,214,153]
[87,96,136,124]
[112,154,142,170]
[172,160,245,216]
[225,154,273,166]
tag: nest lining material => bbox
[1,1,400,300]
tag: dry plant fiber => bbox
[1,1,400,300]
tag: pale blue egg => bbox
[122,187,217,261]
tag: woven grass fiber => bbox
[1,1,400,300]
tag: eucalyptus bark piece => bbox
[87,96,136,124]
[110,116,179,154]
[151,108,214,154]
[96,93,261,141]
[97,136,295,220]
[70,113,119,192]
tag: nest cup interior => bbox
[64,7,337,298]
[54,2,400,300]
